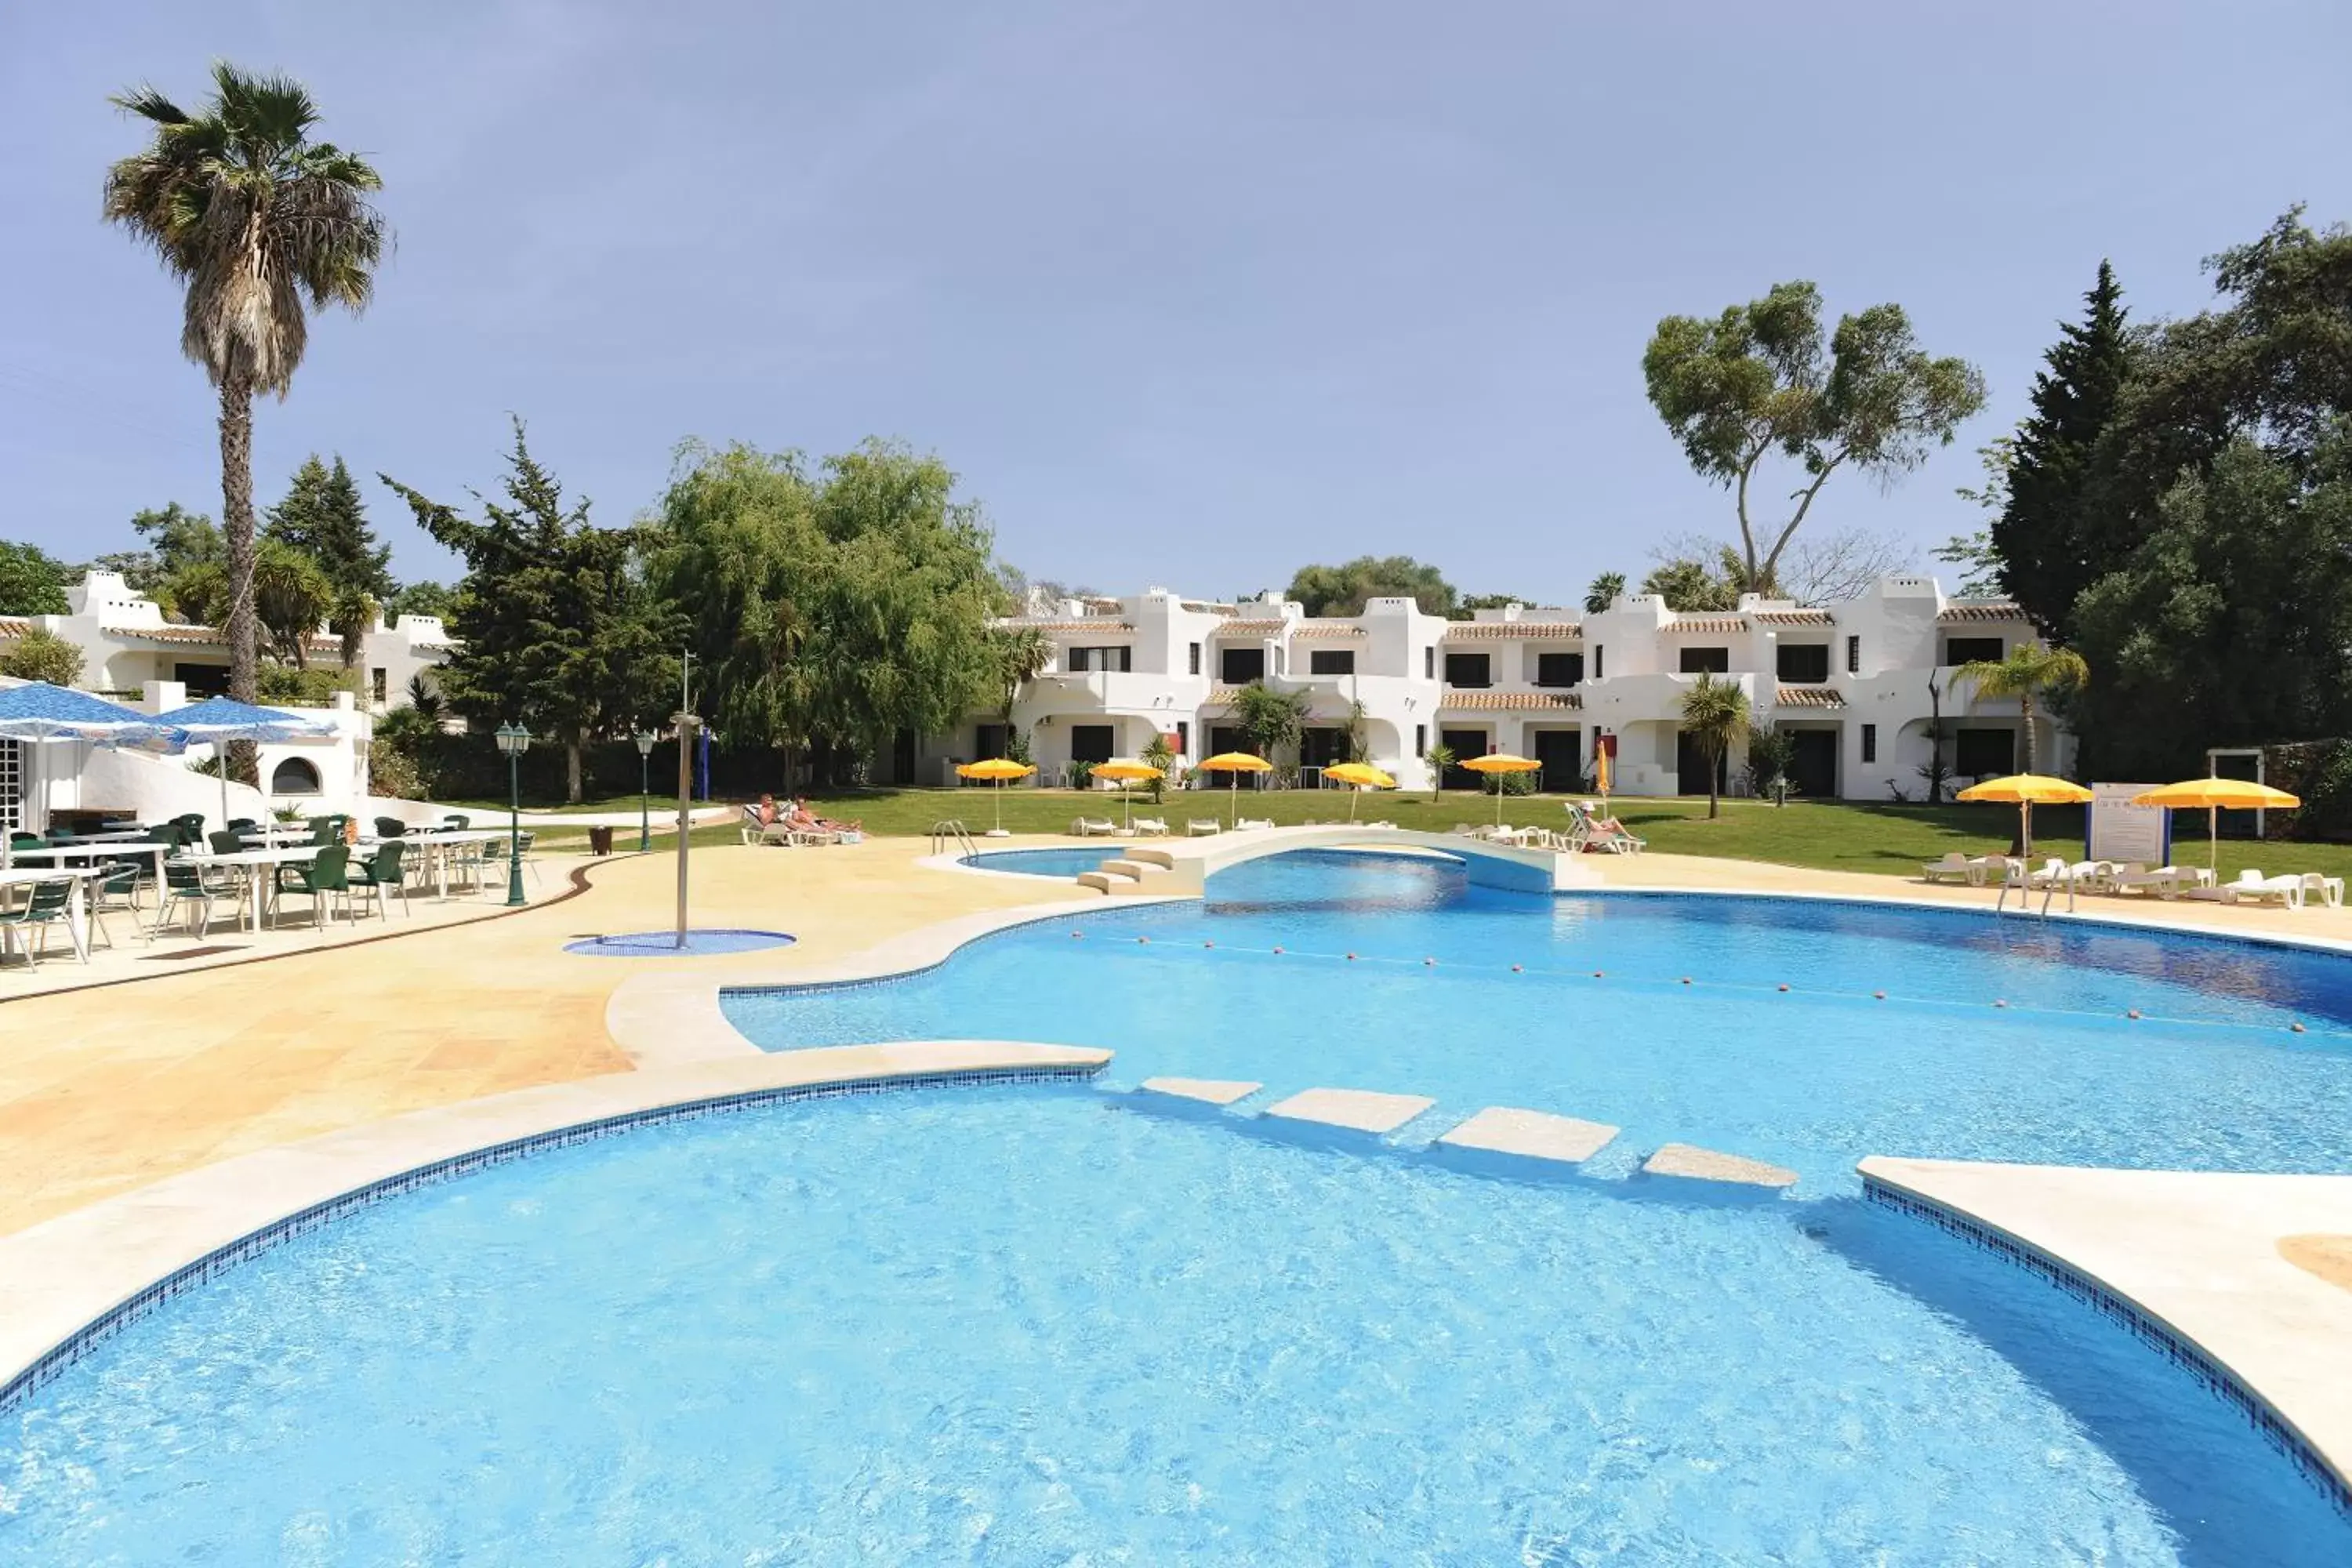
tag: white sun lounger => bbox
[1071,818,1118,837]
[1132,817,1169,837]
[2301,873,2345,909]
[2217,869,2304,909]
[1185,819,1221,836]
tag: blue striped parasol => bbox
[0,683,186,867]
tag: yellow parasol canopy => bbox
[2132,777,2302,871]
[1091,757,1163,830]
[1955,774,2091,860]
[1196,751,1273,827]
[1323,760,1395,822]
[1460,753,1541,826]
[2129,779,2300,811]
[954,757,1035,833]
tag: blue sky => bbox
[5,1,2348,606]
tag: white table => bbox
[0,866,100,964]
[49,827,153,844]
[191,846,326,932]
[238,825,317,847]
[396,830,508,898]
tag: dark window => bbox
[1846,635,1860,674]
[1220,647,1265,684]
[975,723,1007,760]
[1532,728,1581,792]
[1300,728,1347,769]
[1945,636,2004,666]
[1188,642,1201,676]
[1308,648,1355,676]
[1593,644,1603,680]
[1066,646,1087,673]
[1070,724,1115,765]
[1443,652,1491,688]
[1414,724,1426,757]
[1424,646,1435,679]
[1955,728,2016,778]
[370,667,387,705]
[1679,646,1730,674]
[1174,721,1189,755]
[1860,724,1877,764]
[1775,644,1829,683]
[174,662,230,699]
[1535,652,1584,688]
[1439,729,1486,788]
[1208,725,1247,757]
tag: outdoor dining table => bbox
[395,829,508,899]
[48,826,153,844]
[238,825,318,847]
[0,866,102,964]
[191,844,325,933]
[5,839,174,899]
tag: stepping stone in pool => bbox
[1138,1076,1262,1107]
[1262,1087,1436,1141]
[1639,1142,1799,1196]
[1434,1107,1620,1174]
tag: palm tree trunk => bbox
[218,372,260,784]
[2021,694,2038,775]
[1707,747,1721,818]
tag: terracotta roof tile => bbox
[1938,603,2029,624]
[1774,684,1846,709]
[1439,690,1583,711]
[0,618,28,640]
[1009,619,1135,633]
[1292,620,1366,638]
[1667,615,1748,634]
[1214,619,1289,637]
[1752,608,1835,626]
[1443,621,1582,641]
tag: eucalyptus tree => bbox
[103,64,386,771]
[1643,282,1984,593]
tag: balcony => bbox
[1579,671,1761,723]
[1023,671,1189,713]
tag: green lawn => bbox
[556,786,2352,884]
[441,795,662,815]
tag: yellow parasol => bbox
[2131,777,2303,871]
[1955,773,2092,859]
[1592,739,1613,815]
[1323,760,1396,822]
[1091,757,1163,831]
[955,757,1036,833]
[1197,751,1274,827]
[1461,752,1542,826]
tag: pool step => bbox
[1434,1107,1620,1173]
[1639,1142,1799,1192]
[1263,1087,1436,1140]
[1139,1076,1262,1106]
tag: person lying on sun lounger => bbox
[789,797,862,834]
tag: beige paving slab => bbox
[1262,1087,1435,1135]
[1436,1106,1619,1165]
[1642,1142,1799,1189]
[1862,1156,2352,1508]
[1138,1076,1262,1107]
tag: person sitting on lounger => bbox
[789,798,863,835]
[756,793,781,826]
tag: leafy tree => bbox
[0,629,85,685]
[1422,741,1457,802]
[1583,572,1625,614]
[92,503,223,613]
[0,542,73,615]
[1455,593,1530,617]
[1639,554,1742,612]
[252,537,336,669]
[1742,720,1796,802]
[267,454,390,668]
[1987,263,2132,639]
[383,421,677,801]
[103,63,387,779]
[1955,640,2088,777]
[1286,555,1457,617]
[1936,437,2015,596]
[1677,673,1748,818]
[1229,680,1310,764]
[1642,281,1986,591]
[405,673,445,721]
[1777,528,1913,604]
[383,580,456,622]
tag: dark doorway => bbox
[891,728,916,785]
[1532,729,1581,793]
[1219,647,1265,684]
[1439,728,1486,789]
[1208,725,1247,759]
[1299,728,1347,771]
[174,662,230,699]
[975,722,1007,760]
[1954,728,2015,779]
[1787,729,1838,797]
[1070,725,1114,765]
[1674,729,1730,797]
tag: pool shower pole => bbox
[674,712,697,949]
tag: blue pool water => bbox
[961,846,1119,877]
[733,851,2352,1192]
[5,1087,2343,1564]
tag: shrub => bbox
[0,628,85,686]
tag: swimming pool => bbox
[732,851,2352,1192]
[5,1086,2342,1563]
[960,845,1119,877]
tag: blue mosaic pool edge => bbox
[1863,1174,2352,1519]
[0,1064,1104,1419]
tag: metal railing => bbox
[930,819,978,858]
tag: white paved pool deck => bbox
[3,829,2350,1509]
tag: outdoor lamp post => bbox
[494,720,531,906]
[633,729,657,851]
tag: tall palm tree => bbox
[103,64,386,767]
[1678,673,1749,819]
[1955,641,2089,775]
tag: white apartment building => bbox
[913,576,2061,800]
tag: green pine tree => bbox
[267,455,394,670]
[1989,261,2132,641]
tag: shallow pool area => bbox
[4,1084,2343,1565]
[732,851,2352,1193]
[958,845,1122,877]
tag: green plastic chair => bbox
[88,860,149,950]
[350,841,409,918]
[372,816,409,840]
[209,829,246,856]
[157,859,228,937]
[172,812,206,843]
[0,879,77,969]
[282,844,353,928]
[7,832,41,854]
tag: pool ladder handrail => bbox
[931,818,978,858]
